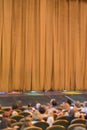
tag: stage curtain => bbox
[0,0,87,92]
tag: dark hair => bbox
[28,104,32,107]
[51,100,57,106]
[39,106,46,114]
[66,99,72,105]
[12,103,18,109]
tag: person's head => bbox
[69,109,75,117]
[25,115,32,122]
[66,99,72,106]
[50,99,57,107]
[52,100,57,107]
[28,103,32,107]
[12,103,18,110]
[39,105,46,114]
[3,108,12,117]
[16,100,22,108]
[35,103,41,110]
[83,101,87,107]
[21,115,33,129]
[75,101,81,108]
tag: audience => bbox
[0,114,8,129]
[38,105,48,121]
[21,115,33,130]
[47,110,54,126]
[0,98,87,129]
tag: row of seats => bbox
[10,123,86,130]
[6,117,87,130]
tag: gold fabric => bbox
[0,0,87,92]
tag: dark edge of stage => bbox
[0,90,87,107]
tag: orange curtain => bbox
[0,0,87,92]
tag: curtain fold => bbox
[0,0,87,92]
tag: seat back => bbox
[67,123,87,130]
[56,116,71,120]
[19,112,31,117]
[24,126,42,130]
[46,125,66,130]
[56,116,74,124]
[2,128,13,130]
[34,121,49,130]
[53,119,69,129]
[10,119,17,124]
[71,118,86,124]
[11,122,24,130]
[11,115,24,122]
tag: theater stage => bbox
[0,90,87,107]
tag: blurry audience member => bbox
[21,115,33,130]
[47,110,54,126]
[0,114,8,129]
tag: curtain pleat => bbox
[0,0,87,92]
